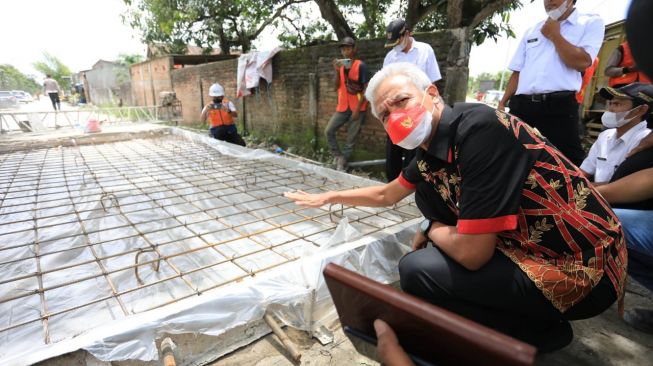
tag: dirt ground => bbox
[34,278,653,366]
[211,280,653,366]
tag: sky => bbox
[0,0,632,80]
[468,0,631,76]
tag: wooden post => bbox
[263,313,302,362]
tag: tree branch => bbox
[251,0,311,39]
[468,0,515,30]
[313,0,355,39]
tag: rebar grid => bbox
[0,135,420,345]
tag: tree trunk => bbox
[360,0,379,38]
[313,0,355,40]
[216,25,231,55]
[441,27,471,104]
[405,0,422,29]
[447,0,464,27]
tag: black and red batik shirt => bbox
[399,103,627,313]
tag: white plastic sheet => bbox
[0,127,420,365]
[236,47,283,98]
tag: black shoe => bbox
[624,308,653,334]
[517,319,573,354]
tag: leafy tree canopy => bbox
[123,0,532,52]
[32,52,73,90]
[113,53,145,84]
[467,70,512,94]
[0,65,41,93]
[115,53,145,66]
[123,0,311,54]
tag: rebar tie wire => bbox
[100,192,120,212]
[244,173,257,188]
[328,203,345,223]
[135,247,162,285]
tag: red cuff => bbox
[458,215,518,234]
[397,173,417,189]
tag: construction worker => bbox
[605,40,651,88]
[200,83,245,146]
[325,36,369,171]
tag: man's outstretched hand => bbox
[374,319,415,366]
[284,190,331,208]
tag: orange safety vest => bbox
[576,57,599,104]
[336,60,368,112]
[208,98,234,127]
[609,42,651,87]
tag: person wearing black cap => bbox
[382,18,441,182]
[594,83,653,334]
[595,0,653,337]
[325,36,369,171]
[580,83,652,183]
[498,0,604,166]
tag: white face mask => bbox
[547,0,570,21]
[394,35,409,53]
[601,108,639,129]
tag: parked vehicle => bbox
[0,90,19,109]
[481,89,504,108]
[11,90,34,103]
[580,20,627,142]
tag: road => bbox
[0,97,84,132]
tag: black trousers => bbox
[508,93,585,166]
[210,125,246,146]
[48,92,60,111]
[398,247,617,343]
[385,137,416,181]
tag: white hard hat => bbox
[209,83,225,97]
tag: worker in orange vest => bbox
[325,37,369,171]
[200,83,245,146]
[576,57,599,104]
[605,41,651,88]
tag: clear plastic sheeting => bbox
[0,127,421,365]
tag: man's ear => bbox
[426,84,440,98]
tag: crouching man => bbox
[285,62,627,352]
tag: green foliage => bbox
[32,52,73,90]
[123,0,311,53]
[275,6,334,48]
[0,65,41,93]
[115,53,145,66]
[467,70,512,94]
[114,53,145,84]
[468,4,519,45]
[122,0,532,52]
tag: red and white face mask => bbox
[385,89,435,150]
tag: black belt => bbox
[515,91,576,102]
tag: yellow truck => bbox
[580,20,626,142]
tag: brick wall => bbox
[171,58,240,125]
[131,57,174,106]
[168,31,459,157]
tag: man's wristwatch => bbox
[420,219,433,237]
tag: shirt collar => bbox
[618,121,648,142]
[563,8,579,25]
[426,105,455,162]
[402,38,417,54]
